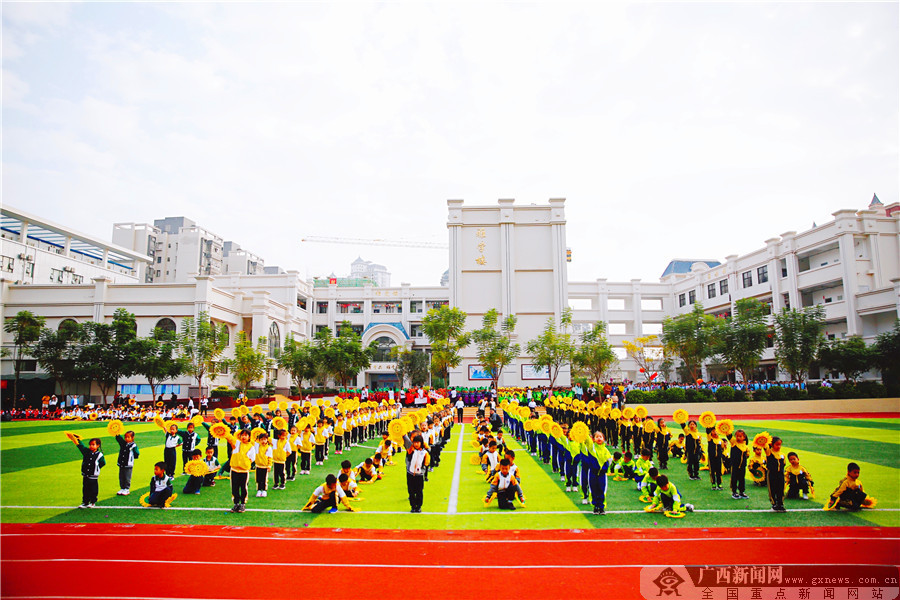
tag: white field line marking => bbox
[447,423,465,514]
[3,504,898,515]
[4,558,897,569]
[3,532,896,544]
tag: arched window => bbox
[268,322,281,358]
[373,336,396,362]
[155,318,177,334]
[58,318,78,332]
[218,323,230,347]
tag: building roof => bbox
[660,259,721,279]
[870,193,883,206]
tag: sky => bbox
[3,2,898,286]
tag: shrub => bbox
[816,386,836,400]
[696,388,715,402]
[626,390,645,404]
[767,386,786,401]
[684,389,698,404]
[663,387,686,404]
[753,389,770,402]
[798,389,809,400]
[715,386,735,403]
[733,390,749,402]
[643,390,661,404]
[857,381,887,398]
[784,387,801,400]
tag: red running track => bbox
[2,523,898,600]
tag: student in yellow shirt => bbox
[254,432,273,497]
[225,428,257,513]
[272,429,291,490]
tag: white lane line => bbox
[447,423,465,514]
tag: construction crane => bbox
[301,235,448,249]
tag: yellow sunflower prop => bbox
[519,406,531,419]
[186,460,208,477]
[252,404,263,416]
[388,419,405,439]
[209,422,229,439]
[88,412,99,421]
[550,423,563,438]
[610,408,622,420]
[524,420,535,432]
[635,406,648,419]
[154,415,166,429]
[272,416,287,431]
[64,431,81,444]
[699,411,717,429]
[622,407,635,420]
[107,420,124,436]
[469,454,481,465]
[250,426,267,442]
[214,408,225,420]
[643,419,657,434]
[664,510,685,518]
[753,431,772,448]
[268,401,277,411]
[540,420,553,435]
[471,440,481,450]
[231,407,242,419]
[240,405,249,416]
[191,415,204,426]
[716,419,734,437]
[164,420,178,432]
[570,421,590,444]
[278,400,288,411]
[673,409,689,425]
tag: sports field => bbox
[1,414,898,600]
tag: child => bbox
[226,428,257,513]
[670,434,685,460]
[356,457,378,483]
[339,460,360,498]
[286,425,299,481]
[202,419,221,463]
[179,422,201,474]
[707,429,725,491]
[182,449,204,494]
[581,430,613,515]
[748,445,767,486]
[202,446,219,487]
[728,429,750,499]
[825,462,877,511]
[655,418,670,470]
[302,473,354,513]
[765,437,787,512]
[376,433,395,466]
[255,432,273,497]
[647,474,694,514]
[641,467,660,501]
[272,429,291,490]
[633,448,654,491]
[404,432,430,513]
[784,452,813,500]
[163,424,182,477]
[115,430,140,496]
[481,440,501,477]
[298,424,314,475]
[147,461,174,508]
[680,420,702,480]
[314,419,327,466]
[72,436,105,508]
[491,459,522,510]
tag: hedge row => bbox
[624,381,891,404]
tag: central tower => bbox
[447,198,569,388]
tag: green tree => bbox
[130,329,187,402]
[661,303,724,382]
[421,306,470,382]
[228,331,270,392]
[390,346,430,388]
[526,308,576,388]
[873,319,900,390]
[313,323,376,387]
[3,310,46,407]
[178,312,228,394]
[818,335,874,382]
[573,321,618,384]
[719,298,770,383]
[622,335,663,382]
[278,334,318,397]
[470,309,520,389]
[773,305,826,382]
[75,309,139,403]
[31,320,83,400]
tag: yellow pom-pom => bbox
[210,422,229,439]
[191,415,204,426]
[186,460,208,477]
[716,419,734,437]
[673,409,689,424]
[469,454,481,465]
[699,411,717,429]
[635,406,648,419]
[107,420,124,436]
[622,407,635,420]
[610,408,622,420]
[214,408,225,420]
[272,417,287,431]
[753,431,772,448]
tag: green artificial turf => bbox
[1,418,897,530]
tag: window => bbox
[296,296,307,310]
[707,283,716,299]
[16,359,37,372]
[410,301,423,313]
[780,258,788,278]
[640,298,662,311]
[157,257,162,263]
[411,324,423,337]
[757,265,768,284]
[782,293,790,310]
[217,361,229,374]
[643,323,663,336]
[25,263,33,277]
[71,274,83,284]
[742,271,753,288]
[678,293,686,307]
[719,279,728,295]
[50,268,63,283]
[688,290,696,304]
[156,270,161,277]
[608,298,626,311]
[268,322,281,358]
[155,318,177,334]
[1,256,13,272]
[317,302,329,314]
[372,336,396,362]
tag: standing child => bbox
[728,429,750,499]
[404,432,430,513]
[163,424,182,478]
[298,424,314,475]
[706,429,725,491]
[72,436,105,508]
[115,430,139,496]
[314,419,327,466]
[748,445,767,487]
[785,452,813,500]
[655,418,670,470]
[147,461,174,508]
[226,428,257,513]
[286,425,299,481]
[254,432,273,497]
[272,429,291,490]
[581,431,613,515]
[765,437,787,512]
[680,421,702,480]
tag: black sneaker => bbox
[238,504,246,513]
[230,504,239,513]
[593,506,601,515]
[731,493,740,500]
[739,493,749,499]
[685,504,694,512]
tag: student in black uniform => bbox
[178,422,201,474]
[114,430,139,496]
[728,429,750,499]
[765,437,787,512]
[71,436,105,509]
